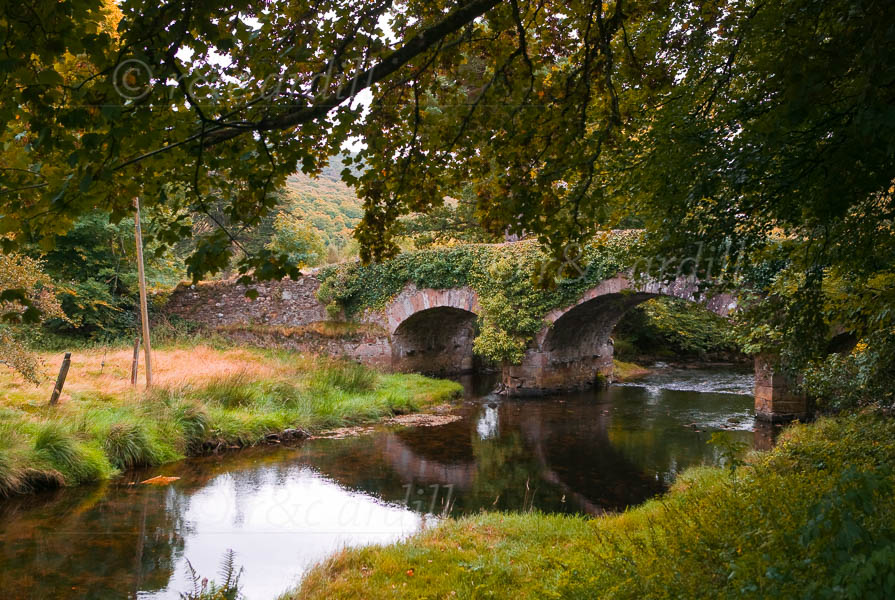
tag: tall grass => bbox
[309,361,377,393]
[198,371,265,408]
[0,358,462,497]
[32,423,111,485]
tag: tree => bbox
[0,253,64,383]
[266,212,326,269]
[0,0,506,282]
[400,187,501,248]
[626,0,895,370]
[32,211,183,339]
[2,0,893,373]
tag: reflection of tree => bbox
[500,401,666,513]
[0,483,186,597]
[285,401,670,516]
[605,427,722,485]
[602,387,756,485]
[465,431,543,511]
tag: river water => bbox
[0,366,769,599]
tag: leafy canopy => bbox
[2,0,893,369]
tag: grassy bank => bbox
[0,346,462,497]
[612,358,651,381]
[289,413,895,599]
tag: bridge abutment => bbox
[754,354,810,422]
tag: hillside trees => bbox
[266,212,326,269]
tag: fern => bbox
[178,550,243,600]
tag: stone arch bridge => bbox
[166,273,805,421]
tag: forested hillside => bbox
[282,155,364,252]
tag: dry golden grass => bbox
[0,345,295,407]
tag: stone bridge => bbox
[166,273,805,422]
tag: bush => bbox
[803,331,895,412]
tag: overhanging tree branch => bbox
[110,0,503,172]
[201,0,503,147]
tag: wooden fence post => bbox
[49,352,71,406]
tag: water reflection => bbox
[0,367,761,598]
[476,403,500,440]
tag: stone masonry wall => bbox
[163,276,397,366]
[164,277,478,374]
[165,276,329,327]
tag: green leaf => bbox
[37,69,64,86]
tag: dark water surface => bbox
[0,366,769,599]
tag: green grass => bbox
[612,358,651,381]
[0,359,462,497]
[287,413,895,599]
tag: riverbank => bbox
[288,412,895,599]
[0,345,462,497]
[611,358,652,381]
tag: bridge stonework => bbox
[383,285,482,375]
[165,273,807,421]
[753,355,810,422]
[503,275,738,395]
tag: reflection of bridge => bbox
[379,433,477,489]
[372,402,665,514]
[376,275,804,421]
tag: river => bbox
[0,365,772,599]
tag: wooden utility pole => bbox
[130,335,140,386]
[134,198,153,387]
[49,353,71,405]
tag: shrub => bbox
[803,331,895,412]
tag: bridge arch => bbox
[385,286,482,375]
[506,275,737,394]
